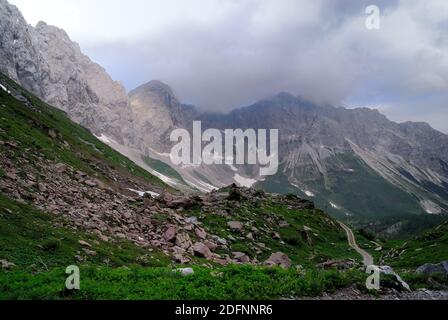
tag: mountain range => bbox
[1,0,447,237]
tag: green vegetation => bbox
[142,155,186,184]
[0,193,369,300]
[0,194,170,271]
[0,265,366,300]
[382,221,448,270]
[196,195,359,267]
[259,154,426,222]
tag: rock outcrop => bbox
[0,0,132,144]
[416,261,448,276]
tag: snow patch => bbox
[304,190,315,197]
[0,84,11,94]
[184,177,218,193]
[420,200,442,215]
[127,188,160,198]
[234,174,258,188]
[330,202,341,210]
[96,134,116,145]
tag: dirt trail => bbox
[339,222,374,266]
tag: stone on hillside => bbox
[228,221,244,231]
[38,183,47,193]
[176,233,192,250]
[82,248,97,256]
[232,252,251,264]
[0,259,16,270]
[279,220,289,228]
[204,240,218,251]
[264,252,292,269]
[318,259,355,270]
[193,242,212,259]
[175,268,194,276]
[78,240,92,248]
[195,227,207,240]
[54,163,68,173]
[301,229,313,246]
[163,226,177,242]
[211,235,228,246]
[185,216,198,225]
[84,179,97,187]
[174,254,191,265]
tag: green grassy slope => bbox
[382,221,448,270]
[0,194,170,271]
[260,154,424,220]
[0,72,170,190]
[191,192,361,267]
[0,194,368,300]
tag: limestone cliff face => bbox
[128,80,187,152]
[0,0,132,144]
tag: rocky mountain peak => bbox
[129,80,180,112]
[0,0,133,145]
[128,80,185,152]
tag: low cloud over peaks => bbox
[11,0,448,132]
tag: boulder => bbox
[204,240,218,251]
[84,179,98,187]
[416,261,448,276]
[232,252,251,264]
[173,254,191,265]
[264,252,292,269]
[176,233,192,250]
[195,227,207,240]
[228,221,244,231]
[317,259,355,270]
[192,242,213,259]
[163,226,177,242]
[0,259,16,270]
[175,268,194,276]
[54,163,68,173]
[301,229,313,246]
[78,240,92,248]
[278,220,289,228]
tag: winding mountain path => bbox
[339,222,374,266]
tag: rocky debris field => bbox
[0,139,328,267]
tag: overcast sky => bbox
[9,0,448,132]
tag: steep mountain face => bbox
[0,0,132,144]
[193,93,448,222]
[1,72,358,272]
[1,0,447,232]
[129,80,187,153]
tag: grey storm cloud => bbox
[10,0,448,131]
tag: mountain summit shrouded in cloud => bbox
[9,0,448,132]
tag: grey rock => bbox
[192,242,212,259]
[0,259,16,270]
[227,221,244,231]
[416,261,448,276]
[264,252,292,269]
[175,268,194,276]
[232,252,251,264]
